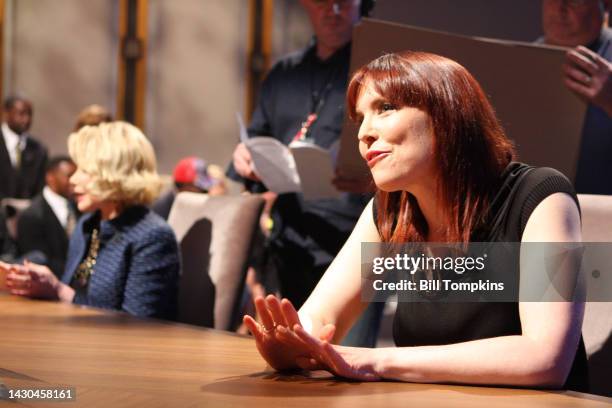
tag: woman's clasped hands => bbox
[243,295,382,381]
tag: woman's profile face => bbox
[355,82,437,192]
[69,167,104,213]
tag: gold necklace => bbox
[74,228,100,287]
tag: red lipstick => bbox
[365,150,390,167]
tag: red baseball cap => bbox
[173,157,215,191]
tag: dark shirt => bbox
[376,163,588,392]
[227,40,369,266]
[574,28,612,194]
[61,206,180,319]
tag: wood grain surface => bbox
[0,293,610,408]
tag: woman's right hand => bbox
[243,295,336,371]
[4,261,61,300]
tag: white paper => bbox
[241,137,340,200]
[245,137,301,194]
[290,140,340,200]
[238,109,340,199]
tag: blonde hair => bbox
[74,104,112,131]
[68,121,162,206]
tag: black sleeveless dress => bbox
[374,162,588,392]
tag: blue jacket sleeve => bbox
[121,225,180,319]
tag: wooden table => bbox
[0,293,610,408]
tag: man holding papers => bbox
[227,0,374,331]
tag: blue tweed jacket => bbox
[61,206,180,319]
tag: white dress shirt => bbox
[2,122,25,168]
[42,186,70,228]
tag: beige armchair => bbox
[167,192,264,331]
[577,194,612,397]
[1,198,31,240]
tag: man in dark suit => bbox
[17,156,77,277]
[0,96,48,200]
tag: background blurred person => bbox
[2,121,180,319]
[152,156,227,220]
[0,207,18,263]
[16,156,78,278]
[541,0,612,193]
[227,0,382,348]
[228,0,368,307]
[73,104,113,131]
[0,95,47,200]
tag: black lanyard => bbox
[293,61,340,142]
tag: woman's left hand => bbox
[5,261,61,300]
[244,295,337,371]
[291,324,382,381]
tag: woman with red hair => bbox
[244,51,587,391]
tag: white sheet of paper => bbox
[245,137,301,194]
[290,140,340,200]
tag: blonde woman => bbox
[2,121,180,319]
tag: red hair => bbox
[346,52,515,243]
